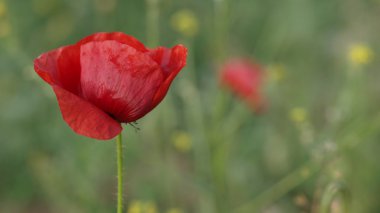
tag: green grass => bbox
[1,0,380,212]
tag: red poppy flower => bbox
[220,59,266,113]
[34,32,187,140]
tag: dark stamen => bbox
[129,122,140,132]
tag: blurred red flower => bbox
[220,59,266,113]
[34,32,187,140]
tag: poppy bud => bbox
[34,32,187,140]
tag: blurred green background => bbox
[1,0,380,212]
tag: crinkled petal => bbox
[77,32,148,53]
[80,40,164,122]
[148,44,187,107]
[52,85,122,140]
[34,45,81,95]
[34,48,61,85]
[221,59,265,113]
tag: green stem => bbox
[319,182,350,213]
[146,0,159,47]
[116,133,123,213]
[214,0,228,62]
[234,161,320,213]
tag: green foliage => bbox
[1,0,380,212]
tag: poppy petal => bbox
[34,45,81,95]
[77,32,148,53]
[34,47,62,85]
[149,44,187,106]
[34,32,187,140]
[52,85,122,140]
[80,40,164,122]
[220,59,266,113]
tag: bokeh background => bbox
[1,0,380,212]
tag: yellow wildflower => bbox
[45,12,74,42]
[127,200,157,213]
[166,208,184,213]
[128,200,143,213]
[289,107,307,123]
[293,194,308,207]
[301,167,310,178]
[32,0,58,16]
[171,9,199,37]
[0,20,11,37]
[144,201,157,213]
[93,0,117,14]
[0,1,7,18]
[267,64,285,82]
[348,44,373,65]
[172,131,192,152]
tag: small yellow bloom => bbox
[0,20,11,37]
[127,200,157,213]
[289,107,307,123]
[172,131,192,153]
[301,167,310,178]
[166,208,184,213]
[0,1,7,18]
[171,9,199,37]
[267,64,285,82]
[32,0,58,16]
[45,12,74,42]
[128,201,143,213]
[293,194,308,207]
[144,201,157,213]
[93,0,117,14]
[348,44,373,65]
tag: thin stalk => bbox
[146,0,159,47]
[319,182,350,213]
[116,133,123,213]
[212,0,230,211]
[214,0,228,62]
[234,161,320,213]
